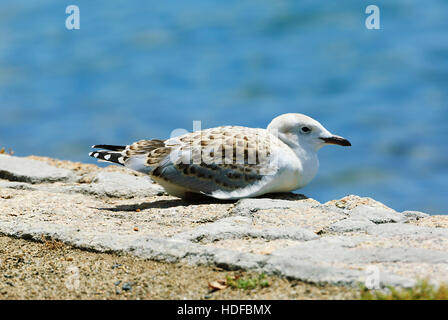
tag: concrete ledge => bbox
[1,155,447,288]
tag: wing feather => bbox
[147,127,282,198]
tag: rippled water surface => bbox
[1,1,447,213]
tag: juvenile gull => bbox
[89,113,351,199]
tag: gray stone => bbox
[122,282,132,291]
[173,216,318,242]
[67,171,164,198]
[328,218,375,233]
[366,223,448,239]
[271,237,448,265]
[0,212,425,289]
[402,211,430,221]
[231,197,347,232]
[0,155,77,184]
[264,255,415,288]
[232,198,315,215]
[326,195,392,211]
[0,181,36,191]
[348,205,406,224]
[0,156,446,288]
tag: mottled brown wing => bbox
[147,127,279,194]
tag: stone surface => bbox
[0,154,77,183]
[0,155,447,288]
[348,205,407,224]
[328,218,375,233]
[173,216,318,242]
[231,198,347,233]
[66,171,164,198]
[402,210,430,221]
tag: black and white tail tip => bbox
[89,144,126,165]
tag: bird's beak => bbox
[320,135,351,147]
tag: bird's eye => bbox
[301,126,311,133]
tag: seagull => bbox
[89,113,351,199]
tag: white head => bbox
[267,113,351,152]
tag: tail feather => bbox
[91,144,126,151]
[89,150,125,165]
[89,139,166,167]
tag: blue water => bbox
[1,0,447,214]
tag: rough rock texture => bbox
[66,171,165,198]
[0,154,77,183]
[0,154,447,288]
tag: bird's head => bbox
[267,113,351,152]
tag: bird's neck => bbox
[291,144,319,187]
[273,132,319,187]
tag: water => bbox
[1,0,447,214]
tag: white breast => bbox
[266,143,319,193]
